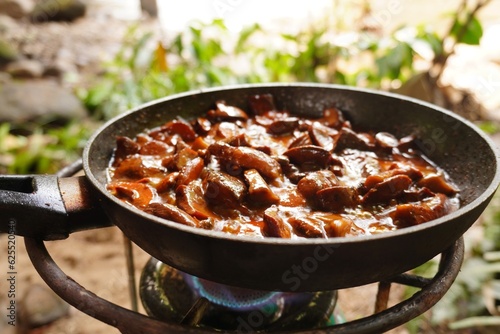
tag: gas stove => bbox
[22,161,465,333]
[25,233,464,334]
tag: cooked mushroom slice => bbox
[263,206,292,238]
[397,135,417,152]
[283,145,331,170]
[208,142,282,179]
[308,122,338,151]
[323,215,357,237]
[417,173,459,196]
[207,100,249,121]
[215,122,243,139]
[401,187,435,202]
[364,166,423,190]
[317,186,359,212]
[150,119,197,142]
[108,181,154,208]
[191,117,212,136]
[335,127,375,152]
[145,202,199,228]
[288,133,313,149]
[248,94,276,115]
[375,132,399,149]
[191,137,210,152]
[203,171,247,208]
[176,157,205,187]
[177,183,219,220]
[318,107,345,129]
[297,170,339,199]
[267,117,299,135]
[362,175,412,205]
[392,194,451,227]
[288,216,326,238]
[390,166,424,181]
[136,134,150,145]
[244,169,279,206]
[363,174,385,190]
[227,133,251,147]
[139,140,171,156]
[113,157,164,180]
[275,155,305,184]
[113,136,139,166]
[156,172,179,193]
[172,147,199,170]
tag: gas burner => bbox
[140,259,340,331]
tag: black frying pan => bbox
[1,83,499,292]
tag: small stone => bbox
[0,79,87,123]
[43,58,79,78]
[0,13,18,33]
[19,284,69,328]
[5,58,43,78]
[140,0,157,17]
[42,64,63,78]
[0,0,34,19]
[0,71,11,83]
[0,38,18,65]
[481,24,500,64]
[30,0,86,23]
[49,47,79,75]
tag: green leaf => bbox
[84,81,114,108]
[415,26,444,57]
[0,123,10,145]
[211,18,228,31]
[450,16,483,45]
[376,43,413,80]
[281,33,298,41]
[235,23,261,53]
[478,121,500,135]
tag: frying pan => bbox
[1,83,499,292]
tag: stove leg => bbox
[374,281,392,313]
[124,235,139,312]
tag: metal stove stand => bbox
[22,160,465,334]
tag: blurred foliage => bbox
[80,12,454,120]
[78,0,492,122]
[400,1,500,332]
[0,121,95,174]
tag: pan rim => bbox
[82,82,500,246]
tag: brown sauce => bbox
[107,94,460,239]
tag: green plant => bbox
[83,0,490,123]
[0,121,94,174]
[81,21,241,121]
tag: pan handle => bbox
[0,175,111,240]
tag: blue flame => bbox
[185,275,280,311]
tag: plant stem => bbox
[434,0,492,82]
[449,316,500,330]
